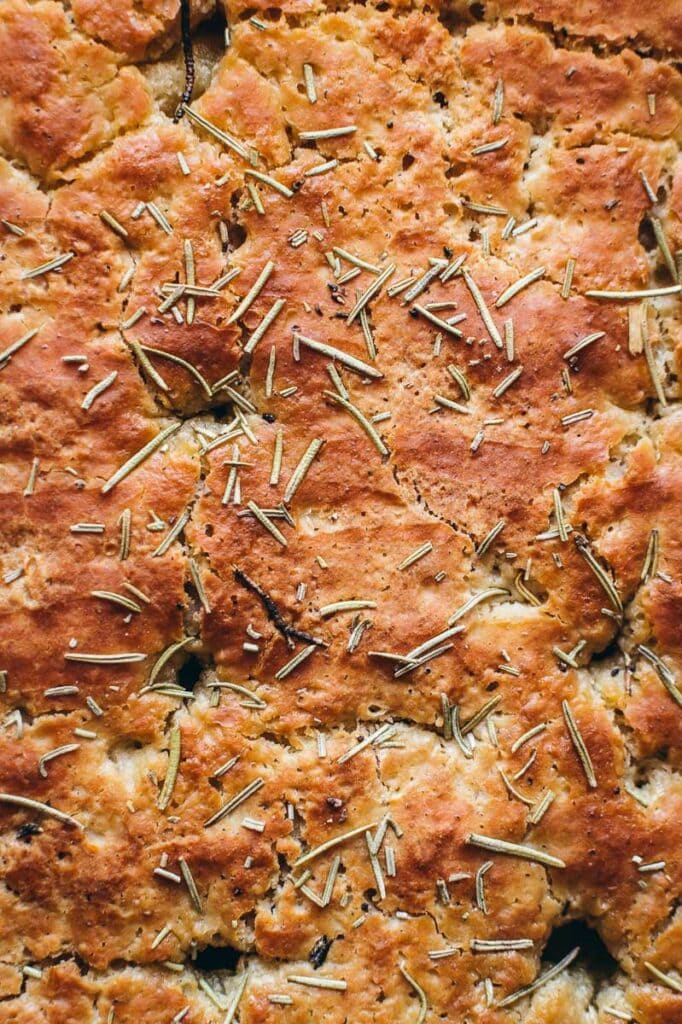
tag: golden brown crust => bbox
[489,0,682,54]
[0,1,681,1022]
[0,0,152,179]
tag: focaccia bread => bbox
[0,1,681,1021]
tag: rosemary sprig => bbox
[492,366,523,398]
[242,298,286,355]
[303,63,317,102]
[499,767,534,806]
[448,588,509,625]
[402,261,447,303]
[495,267,545,307]
[650,217,678,281]
[511,723,546,753]
[476,520,505,557]
[118,508,131,561]
[324,391,389,456]
[461,695,501,735]
[189,558,211,613]
[283,438,324,503]
[413,304,463,337]
[275,644,317,679]
[397,542,433,570]
[65,651,146,664]
[91,590,141,613]
[399,964,428,1024]
[287,974,347,991]
[158,727,181,811]
[333,247,381,274]
[38,743,80,777]
[492,78,504,123]
[528,790,555,825]
[0,327,41,366]
[0,792,82,829]
[320,600,376,617]
[644,961,682,993]
[345,263,396,324]
[561,258,576,298]
[447,364,470,399]
[140,345,211,397]
[204,779,264,827]
[21,252,74,279]
[245,169,293,198]
[101,423,180,494]
[498,947,579,1006]
[296,333,383,378]
[462,269,502,347]
[299,125,356,140]
[182,105,251,160]
[148,637,193,688]
[585,285,681,300]
[228,261,275,324]
[467,832,565,868]
[294,821,379,868]
[475,861,492,913]
[640,529,659,582]
[562,700,597,788]
[574,535,622,614]
[82,371,117,410]
[179,856,202,912]
[563,331,605,360]
[337,723,394,764]
[638,645,682,707]
[247,500,288,546]
[471,938,533,952]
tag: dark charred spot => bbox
[325,796,348,822]
[16,822,41,843]
[309,934,332,968]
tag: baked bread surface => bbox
[0,0,681,1021]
